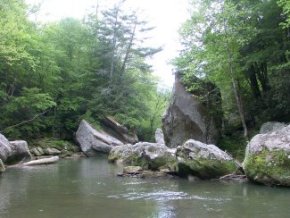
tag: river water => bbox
[0,157,290,218]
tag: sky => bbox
[25,0,190,88]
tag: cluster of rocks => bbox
[0,134,32,172]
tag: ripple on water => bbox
[108,191,231,202]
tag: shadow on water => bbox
[1,157,290,218]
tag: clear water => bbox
[1,157,290,218]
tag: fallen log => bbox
[23,156,59,166]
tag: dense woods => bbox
[175,0,290,152]
[0,0,168,142]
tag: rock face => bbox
[243,125,290,186]
[76,120,124,155]
[43,148,61,155]
[162,74,220,148]
[108,142,176,171]
[0,134,32,165]
[176,139,238,179]
[259,122,287,134]
[101,116,138,144]
[8,141,32,164]
[0,133,12,162]
[155,128,165,145]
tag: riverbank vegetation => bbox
[174,0,290,157]
[0,0,169,142]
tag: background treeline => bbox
[0,0,169,141]
[175,0,290,155]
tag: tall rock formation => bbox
[162,73,221,147]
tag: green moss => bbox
[177,158,237,179]
[244,148,290,186]
[31,138,77,151]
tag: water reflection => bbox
[1,158,290,218]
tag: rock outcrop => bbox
[0,134,32,165]
[8,140,32,164]
[101,116,138,144]
[0,133,12,162]
[155,128,165,144]
[243,125,290,186]
[259,122,287,134]
[108,142,176,171]
[176,139,238,179]
[162,73,220,148]
[76,120,124,155]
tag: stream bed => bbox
[1,157,290,218]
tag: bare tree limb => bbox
[0,110,50,133]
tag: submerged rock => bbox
[162,74,220,148]
[176,139,238,179]
[76,120,123,155]
[243,125,290,186]
[109,142,176,171]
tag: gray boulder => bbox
[43,147,61,155]
[30,147,44,156]
[108,142,176,171]
[101,116,138,144]
[243,125,290,186]
[76,120,123,155]
[0,134,32,165]
[176,139,238,179]
[155,128,165,144]
[162,74,220,148]
[8,140,32,164]
[0,133,12,162]
[259,122,287,134]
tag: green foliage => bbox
[244,148,290,186]
[176,0,290,142]
[0,0,167,142]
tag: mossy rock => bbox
[243,148,290,186]
[177,158,237,179]
[108,143,176,171]
[176,139,239,179]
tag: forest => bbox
[0,0,168,142]
[1,0,290,156]
[174,0,290,156]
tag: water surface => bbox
[1,157,290,218]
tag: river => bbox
[0,157,290,218]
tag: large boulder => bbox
[0,134,32,165]
[76,120,123,155]
[0,133,12,162]
[7,140,32,164]
[259,122,287,134]
[176,139,238,179]
[162,74,220,148]
[101,116,138,144]
[243,125,290,186]
[108,142,176,171]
